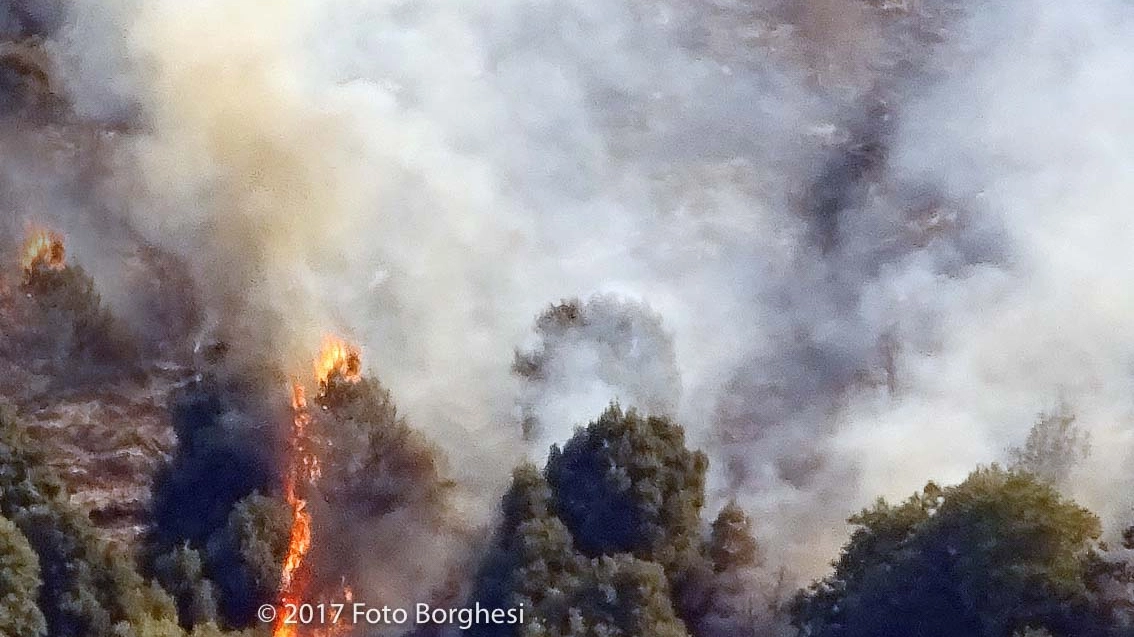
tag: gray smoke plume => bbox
[2,0,1132,583]
[513,295,681,455]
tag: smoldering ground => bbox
[2,0,1134,595]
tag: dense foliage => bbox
[0,512,47,636]
[5,380,1134,637]
[0,410,201,637]
[792,467,1111,637]
[545,406,707,568]
[468,405,775,637]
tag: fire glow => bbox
[274,338,362,637]
[20,226,65,281]
[315,336,361,390]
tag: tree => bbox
[1009,405,1090,486]
[0,411,180,637]
[467,465,566,637]
[315,373,450,519]
[521,554,689,637]
[203,492,288,626]
[20,262,138,372]
[707,502,761,573]
[0,386,294,637]
[792,466,1109,637]
[151,543,219,628]
[306,371,455,604]
[545,405,708,571]
[685,503,784,637]
[506,517,690,637]
[468,406,738,637]
[0,513,46,636]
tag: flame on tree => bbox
[19,226,65,284]
[274,337,362,637]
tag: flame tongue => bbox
[275,382,316,637]
[315,336,361,389]
[275,338,362,637]
[20,227,65,281]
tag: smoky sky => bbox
[3,0,1133,577]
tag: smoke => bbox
[3,0,1132,587]
[875,0,1134,537]
[514,296,681,455]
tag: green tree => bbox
[707,502,761,573]
[151,543,219,628]
[792,466,1109,637]
[545,405,707,570]
[1009,405,1090,486]
[468,407,714,637]
[685,503,780,637]
[519,554,689,637]
[0,513,47,636]
[467,464,554,632]
[0,410,179,637]
[203,492,288,626]
[504,513,690,637]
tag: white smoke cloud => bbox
[875,0,1134,529]
[24,0,1134,579]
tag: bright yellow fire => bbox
[20,227,65,279]
[314,336,361,388]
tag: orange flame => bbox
[315,336,361,388]
[275,338,362,637]
[275,381,317,637]
[20,227,65,279]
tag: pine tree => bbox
[545,405,707,572]
[0,513,47,636]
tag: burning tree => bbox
[274,336,363,637]
[20,226,66,284]
[269,335,459,636]
[144,332,455,634]
[13,225,137,372]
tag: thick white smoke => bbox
[874,0,1134,533]
[20,0,1134,578]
